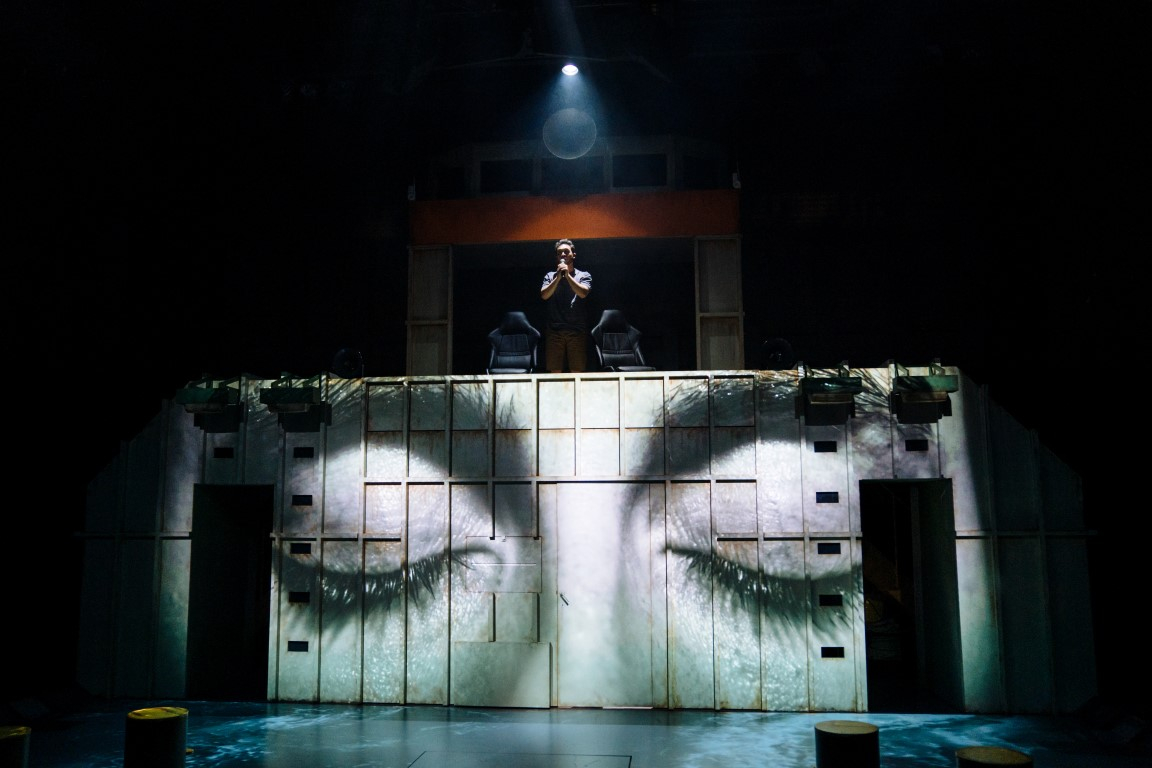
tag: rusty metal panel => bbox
[802,425,852,533]
[123,413,164,532]
[711,375,755,426]
[319,539,363,702]
[667,481,714,709]
[77,537,116,696]
[265,534,279,702]
[114,538,155,697]
[761,538,810,711]
[364,483,403,536]
[538,483,560,707]
[892,421,940,479]
[464,536,542,593]
[668,427,708,476]
[153,537,191,698]
[579,379,619,428]
[714,537,761,710]
[366,382,406,432]
[363,538,406,703]
[409,382,448,431]
[452,381,490,430]
[712,426,755,476]
[276,539,320,702]
[453,482,491,536]
[162,400,201,532]
[624,378,665,427]
[538,379,574,429]
[322,379,364,534]
[1047,537,1096,712]
[955,535,1005,712]
[495,481,535,537]
[807,537,860,712]
[989,406,1042,532]
[941,375,993,533]
[241,379,282,486]
[915,480,966,712]
[450,483,494,644]
[451,430,488,477]
[668,376,709,427]
[623,427,663,475]
[649,482,670,708]
[494,379,535,429]
[495,592,539,643]
[713,480,756,535]
[848,367,897,483]
[556,483,662,708]
[282,434,321,535]
[757,374,803,535]
[578,427,620,475]
[366,432,405,478]
[1000,536,1054,712]
[453,592,494,643]
[498,428,539,476]
[452,382,491,478]
[409,430,447,479]
[450,641,551,708]
[535,427,570,476]
[406,483,450,704]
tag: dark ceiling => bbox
[401,0,997,147]
[8,0,1132,473]
[13,1,1053,184]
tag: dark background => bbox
[7,1,1139,718]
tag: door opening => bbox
[861,479,962,713]
[186,484,274,700]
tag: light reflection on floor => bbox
[13,698,1152,768]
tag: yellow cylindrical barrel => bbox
[814,719,880,768]
[0,726,31,768]
[124,706,189,768]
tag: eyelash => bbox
[285,550,463,610]
[303,542,780,621]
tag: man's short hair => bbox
[555,238,575,252]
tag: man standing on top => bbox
[540,238,592,373]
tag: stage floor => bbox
[9,696,1151,768]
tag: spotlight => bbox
[561,63,579,76]
[543,107,597,159]
[888,360,959,424]
[175,376,240,414]
[174,375,245,432]
[260,373,332,432]
[795,362,863,426]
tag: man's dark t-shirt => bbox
[541,267,592,332]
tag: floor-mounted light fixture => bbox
[888,360,959,424]
[174,375,245,432]
[259,373,331,432]
[796,361,863,426]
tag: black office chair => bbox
[486,311,542,374]
[590,309,656,372]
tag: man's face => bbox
[556,244,575,267]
